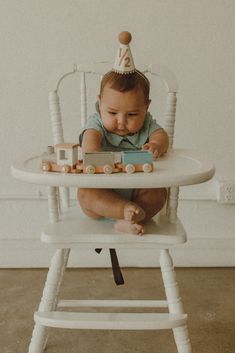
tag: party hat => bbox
[113,31,135,74]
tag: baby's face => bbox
[99,84,150,136]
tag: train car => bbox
[82,151,120,174]
[119,150,153,173]
[41,144,154,174]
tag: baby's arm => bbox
[142,129,169,159]
[81,129,102,153]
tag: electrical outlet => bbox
[216,180,235,204]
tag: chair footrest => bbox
[34,311,187,330]
[57,299,168,308]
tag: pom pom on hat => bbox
[119,31,132,45]
[113,31,135,74]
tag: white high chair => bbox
[28,62,193,353]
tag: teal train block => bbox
[121,151,153,165]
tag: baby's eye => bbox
[108,111,117,115]
[128,113,138,117]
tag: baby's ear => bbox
[147,99,151,109]
[95,100,100,112]
[96,95,101,112]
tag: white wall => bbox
[1,0,235,267]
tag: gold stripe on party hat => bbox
[113,31,135,74]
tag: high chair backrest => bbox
[48,62,178,147]
[48,63,178,218]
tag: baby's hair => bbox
[100,70,150,103]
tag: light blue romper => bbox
[79,111,162,200]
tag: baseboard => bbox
[1,237,235,268]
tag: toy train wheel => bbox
[125,164,135,174]
[42,162,51,172]
[61,164,70,173]
[103,164,113,174]
[86,165,95,174]
[143,163,153,173]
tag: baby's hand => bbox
[142,142,163,159]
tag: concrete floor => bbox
[1,267,235,353]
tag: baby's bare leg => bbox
[77,188,145,224]
[114,188,167,235]
[132,188,167,221]
[77,188,166,236]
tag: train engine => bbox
[41,143,80,173]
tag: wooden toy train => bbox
[41,143,154,174]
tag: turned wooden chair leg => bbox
[160,249,192,353]
[28,248,70,353]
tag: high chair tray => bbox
[11,149,215,188]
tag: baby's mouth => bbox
[116,130,128,135]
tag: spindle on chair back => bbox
[48,66,90,209]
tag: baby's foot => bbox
[115,220,145,236]
[123,202,145,224]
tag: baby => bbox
[78,32,169,235]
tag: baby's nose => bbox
[117,115,126,128]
